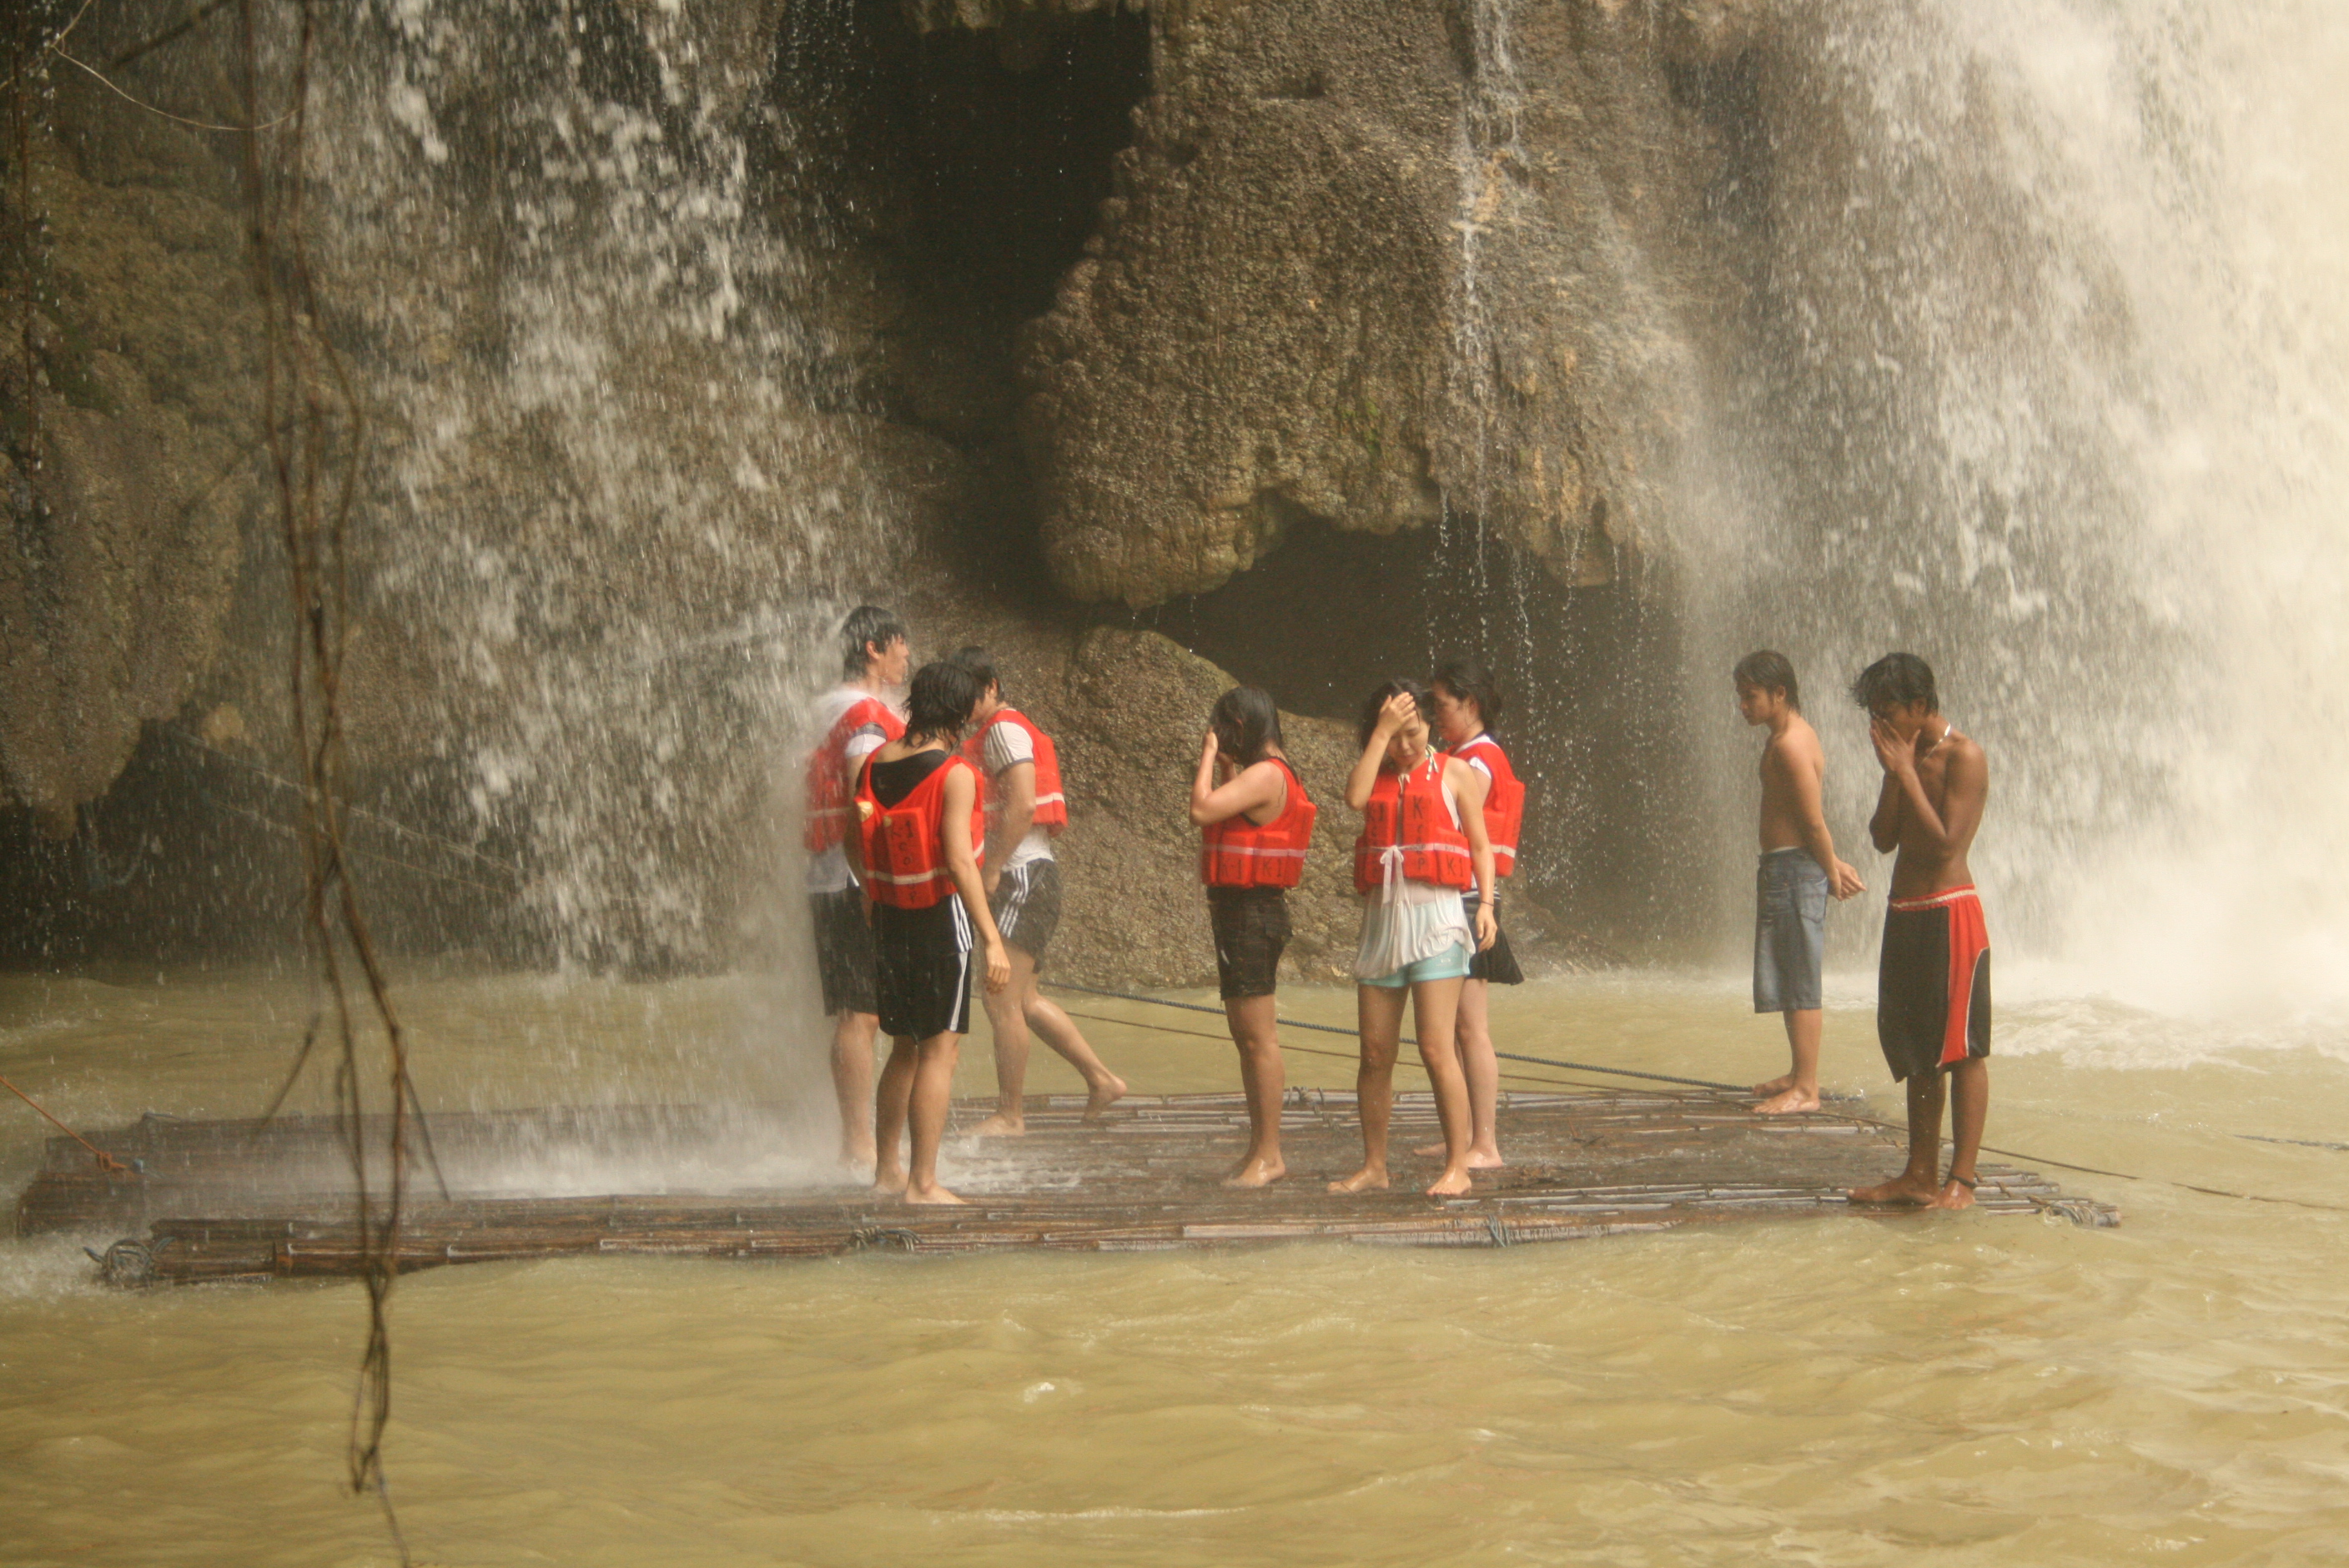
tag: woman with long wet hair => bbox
[1189,687,1317,1187]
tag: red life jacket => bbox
[1352,756,1475,894]
[802,694,905,853]
[960,707,1069,837]
[1450,733,1524,878]
[1200,756,1317,888]
[854,752,984,910]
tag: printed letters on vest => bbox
[855,754,984,910]
[1352,757,1474,894]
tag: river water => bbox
[4,967,2345,1565]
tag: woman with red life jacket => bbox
[1333,681,1497,1199]
[845,661,1011,1205]
[1189,686,1318,1187]
[1419,656,1526,1171]
[802,606,908,1168]
[948,647,1128,1136]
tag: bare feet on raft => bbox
[1425,1168,1474,1198]
[1083,1073,1129,1123]
[1929,1178,1976,1211]
[1753,1073,1798,1098]
[968,1110,1026,1138]
[1848,1172,1938,1206]
[872,1163,909,1197]
[1328,1165,1390,1194]
[904,1182,967,1206]
[1222,1155,1286,1189]
[1412,1139,1505,1169]
[1753,1086,1822,1115]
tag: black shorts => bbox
[1877,887,1991,1082]
[1209,886,1290,1001]
[811,887,878,1017]
[990,858,1062,961]
[873,897,974,1041]
[1465,894,1525,985]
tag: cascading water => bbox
[1678,0,2349,1018]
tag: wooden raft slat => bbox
[13,1089,2119,1284]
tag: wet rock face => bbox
[1019,0,1748,606]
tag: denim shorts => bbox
[1754,847,1828,1013]
[1362,941,1473,989]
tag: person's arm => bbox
[1874,727,1987,860]
[941,763,1010,993]
[1345,695,1414,810]
[1866,760,1904,854]
[1774,739,1864,898]
[1190,737,1286,827]
[842,750,873,886]
[986,760,1037,892]
[1447,757,1498,952]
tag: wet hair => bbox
[1358,679,1434,751]
[838,605,908,680]
[1210,686,1285,766]
[948,645,1003,703]
[1431,656,1505,734]
[1850,651,1939,714]
[904,661,984,744]
[1733,650,1801,711]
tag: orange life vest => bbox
[854,752,984,910]
[802,694,905,853]
[1449,733,1524,878]
[1352,756,1475,894]
[961,707,1069,836]
[1200,756,1318,889]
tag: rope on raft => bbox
[1043,980,2349,1216]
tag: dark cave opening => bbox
[1133,517,1702,952]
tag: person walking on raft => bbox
[1849,652,1992,1211]
[1332,681,1499,1199]
[948,647,1127,1135]
[1416,656,1526,1169]
[1190,686,1319,1188]
[847,661,1011,1205]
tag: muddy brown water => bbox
[4,968,2346,1565]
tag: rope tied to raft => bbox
[1,1073,138,1175]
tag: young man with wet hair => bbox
[848,661,1011,1204]
[801,605,909,1168]
[1735,651,1864,1114]
[948,647,1126,1133]
[1848,651,1992,1209]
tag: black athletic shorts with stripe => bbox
[812,886,878,1016]
[873,895,974,1041]
[989,857,1063,961]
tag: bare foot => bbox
[1753,1086,1822,1115]
[1329,1165,1390,1194]
[1412,1140,1504,1168]
[1223,1156,1287,1189]
[1849,1172,1938,1206]
[904,1182,967,1206]
[1929,1179,1977,1211]
[838,1143,878,1171]
[872,1165,908,1197]
[1426,1168,1473,1197]
[1753,1073,1797,1098]
[968,1111,1026,1138]
[1083,1073,1129,1123]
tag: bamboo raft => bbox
[16,1089,2118,1284]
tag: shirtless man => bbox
[1736,652,1864,1114]
[1847,653,1992,1211]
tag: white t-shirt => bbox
[978,716,1054,870]
[804,684,899,895]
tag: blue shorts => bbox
[1361,942,1472,989]
[1754,847,1828,1013]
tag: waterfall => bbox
[1684,0,2349,1012]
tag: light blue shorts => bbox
[1361,942,1473,989]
